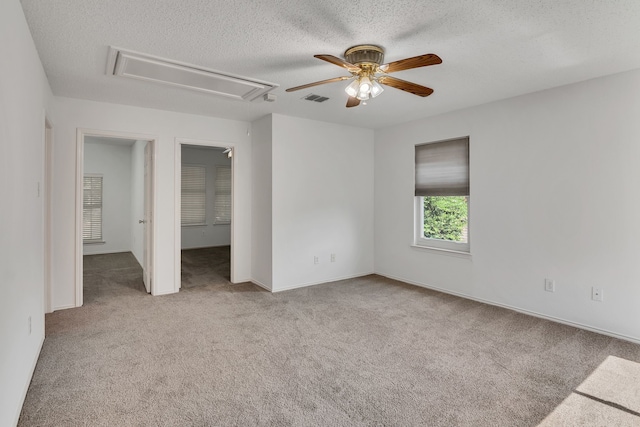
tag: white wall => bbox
[271,114,375,291]
[83,139,132,255]
[251,115,273,289]
[375,68,640,342]
[51,97,252,306]
[130,140,146,265]
[0,1,53,424]
[181,145,231,249]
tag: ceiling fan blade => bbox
[285,76,352,92]
[378,76,434,97]
[346,96,360,108]
[314,55,361,73]
[379,53,442,73]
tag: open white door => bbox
[142,142,154,293]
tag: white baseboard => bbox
[153,289,179,296]
[271,271,374,293]
[13,335,44,427]
[251,279,271,292]
[82,249,131,256]
[52,303,76,312]
[181,244,231,250]
[378,273,640,345]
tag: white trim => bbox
[147,140,158,296]
[271,272,375,293]
[83,249,132,255]
[251,279,271,292]
[43,113,54,314]
[52,303,76,311]
[75,129,83,307]
[414,195,470,253]
[175,138,237,292]
[76,128,158,305]
[151,289,178,296]
[378,272,640,345]
[181,243,230,250]
[12,335,44,427]
[410,245,472,259]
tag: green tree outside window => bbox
[423,196,468,242]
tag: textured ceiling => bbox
[20,0,640,129]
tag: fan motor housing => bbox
[344,45,385,66]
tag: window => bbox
[213,166,231,224]
[181,165,206,225]
[83,175,103,242]
[415,137,469,252]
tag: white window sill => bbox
[181,223,207,227]
[411,244,472,259]
[83,240,105,245]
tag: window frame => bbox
[414,196,470,253]
[414,136,471,254]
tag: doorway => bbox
[75,129,156,306]
[174,139,234,291]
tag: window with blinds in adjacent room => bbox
[181,165,206,225]
[83,174,103,242]
[213,166,231,224]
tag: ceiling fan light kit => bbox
[286,44,442,108]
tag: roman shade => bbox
[415,137,469,197]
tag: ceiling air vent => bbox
[106,47,278,101]
[302,94,330,103]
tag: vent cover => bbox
[302,94,330,103]
[106,47,278,101]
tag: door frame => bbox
[142,142,154,293]
[75,128,158,306]
[43,115,54,313]
[174,138,235,292]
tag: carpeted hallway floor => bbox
[19,253,640,426]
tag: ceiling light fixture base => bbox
[344,45,385,67]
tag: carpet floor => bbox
[19,254,640,426]
[181,246,231,288]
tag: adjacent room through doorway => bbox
[81,135,155,303]
[179,144,232,289]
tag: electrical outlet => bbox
[313,256,319,265]
[330,253,336,262]
[544,278,555,292]
[592,287,603,302]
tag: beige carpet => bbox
[538,355,640,426]
[181,246,231,288]
[19,254,640,426]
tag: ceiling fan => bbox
[286,45,442,108]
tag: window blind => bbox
[83,175,103,241]
[213,166,231,224]
[415,137,469,196]
[181,165,206,225]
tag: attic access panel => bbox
[106,47,278,101]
